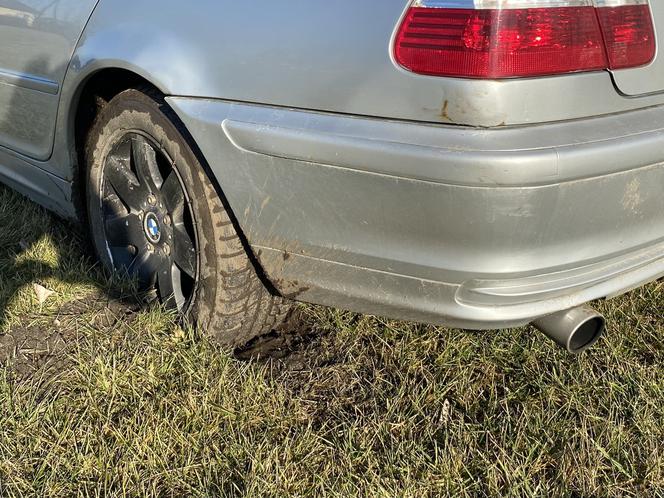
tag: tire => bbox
[85,88,290,347]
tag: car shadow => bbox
[0,180,301,374]
[0,181,142,375]
[0,55,299,370]
[0,45,132,372]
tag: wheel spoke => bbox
[108,246,136,271]
[105,213,143,248]
[157,264,177,307]
[161,172,185,216]
[173,226,197,278]
[130,250,159,287]
[103,192,129,219]
[131,135,163,192]
[106,157,145,210]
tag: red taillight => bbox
[394,1,656,79]
[597,5,656,70]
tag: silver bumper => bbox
[168,97,664,329]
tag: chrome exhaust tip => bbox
[532,306,606,354]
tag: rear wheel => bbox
[85,88,290,347]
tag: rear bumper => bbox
[168,97,664,329]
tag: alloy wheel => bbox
[100,133,198,310]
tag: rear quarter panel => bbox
[62,0,664,133]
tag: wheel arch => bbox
[68,67,165,221]
[56,3,212,187]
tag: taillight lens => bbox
[394,0,656,79]
[597,4,656,70]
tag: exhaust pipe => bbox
[532,306,606,354]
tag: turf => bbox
[0,185,662,497]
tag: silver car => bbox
[1,0,662,353]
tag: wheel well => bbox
[73,69,160,219]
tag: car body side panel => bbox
[0,0,99,160]
[57,0,664,147]
[30,0,664,184]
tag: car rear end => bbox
[165,0,664,335]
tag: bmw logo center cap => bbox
[144,212,161,243]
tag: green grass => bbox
[0,185,662,497]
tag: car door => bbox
[0,0,98,160]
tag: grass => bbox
[0,184,662,497]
